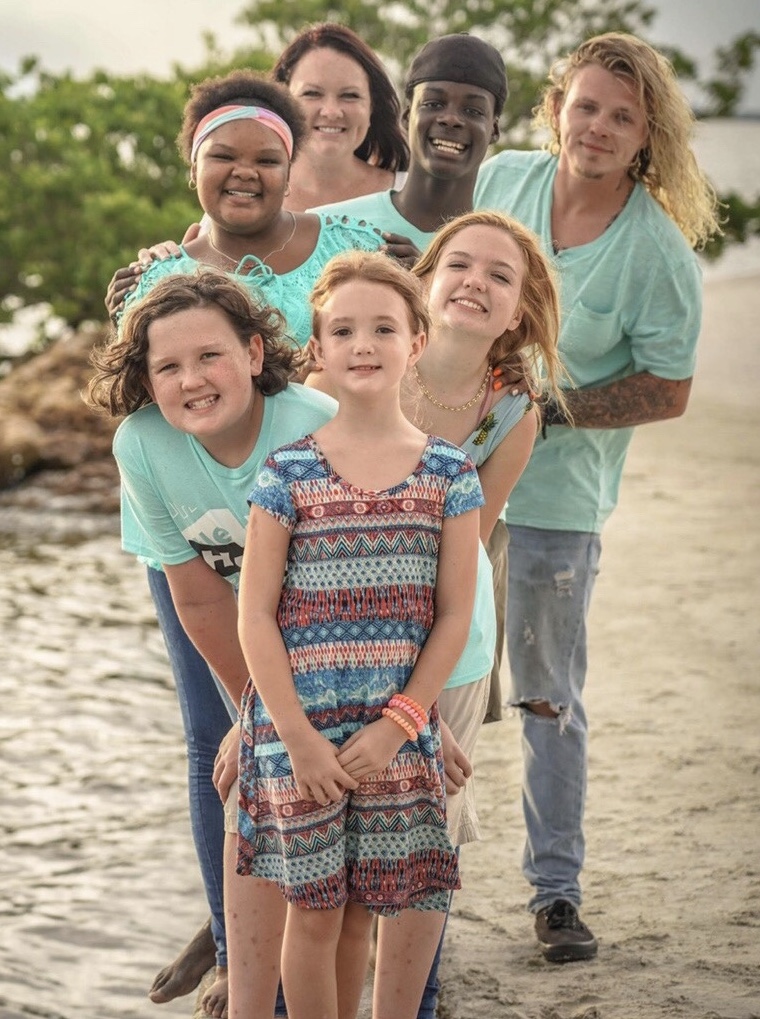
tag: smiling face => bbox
[311,280,425,397]
[144,305,264,460]
[427,224,525,343]
[193,119,290,234]
[555,63,649,182]
[288,47,372,160]
[405,80,498,180]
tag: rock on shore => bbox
[0,326,121,514]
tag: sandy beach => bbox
[431,272,760,1018]
[0,273,757,1019]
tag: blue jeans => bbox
[505,526,601,913]
[147,567,236,968]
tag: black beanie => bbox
[405,33,508,115]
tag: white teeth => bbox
[316,126,343,133]
[454,298,485,312]
[431,139,466,153]
[226,190,260,197]
[188,396,217,409]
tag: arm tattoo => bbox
[564,372,692,429]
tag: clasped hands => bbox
[212,715,473,806]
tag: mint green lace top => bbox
[121,213,383,347]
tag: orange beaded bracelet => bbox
[381,707,419,741]
[388,693,428,732]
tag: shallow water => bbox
[0,518,207,1019]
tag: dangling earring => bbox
[188,177,197,191]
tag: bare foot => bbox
[201,967,228,1018]
[149,919,217,1004]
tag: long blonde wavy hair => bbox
[534,32,722,249]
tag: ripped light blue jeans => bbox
[505,526,602,914]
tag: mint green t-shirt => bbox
[475,150,702,533]
[309,191,436,255]
[114,385,337,583]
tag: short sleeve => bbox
[444,455,485,519]
[629,256,702,379]
[114,422,198,567]
[247,459,296,532]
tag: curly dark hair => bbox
[273,23,408,172]
[177,69,308,164]
[86,269,304,418]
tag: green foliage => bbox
[701,31,760,116]
[0,47,271,330]
[0,3,758,336]
[703,191,760,260]
[0,68,191,326]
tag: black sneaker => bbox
[534,899,598,962]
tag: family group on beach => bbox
[84,22,720,1019]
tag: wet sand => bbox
[0,275,758,1019]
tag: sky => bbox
[2,0,759,112]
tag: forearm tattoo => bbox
[564,373,692,429]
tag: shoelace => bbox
[545,901,584,930]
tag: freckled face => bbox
[427,225,525,341]
[288,47,373,158]
[556,64,649,181]
[144,306,263,454]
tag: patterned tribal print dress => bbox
[237,434,484,915]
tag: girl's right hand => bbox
[136,240,182,263]
[287,729,359,805]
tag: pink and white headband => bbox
[190,104,294,162]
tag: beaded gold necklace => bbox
[413,364,492,412]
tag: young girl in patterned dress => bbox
[234,250,483,1019]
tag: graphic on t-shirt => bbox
[184,509,247,578]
